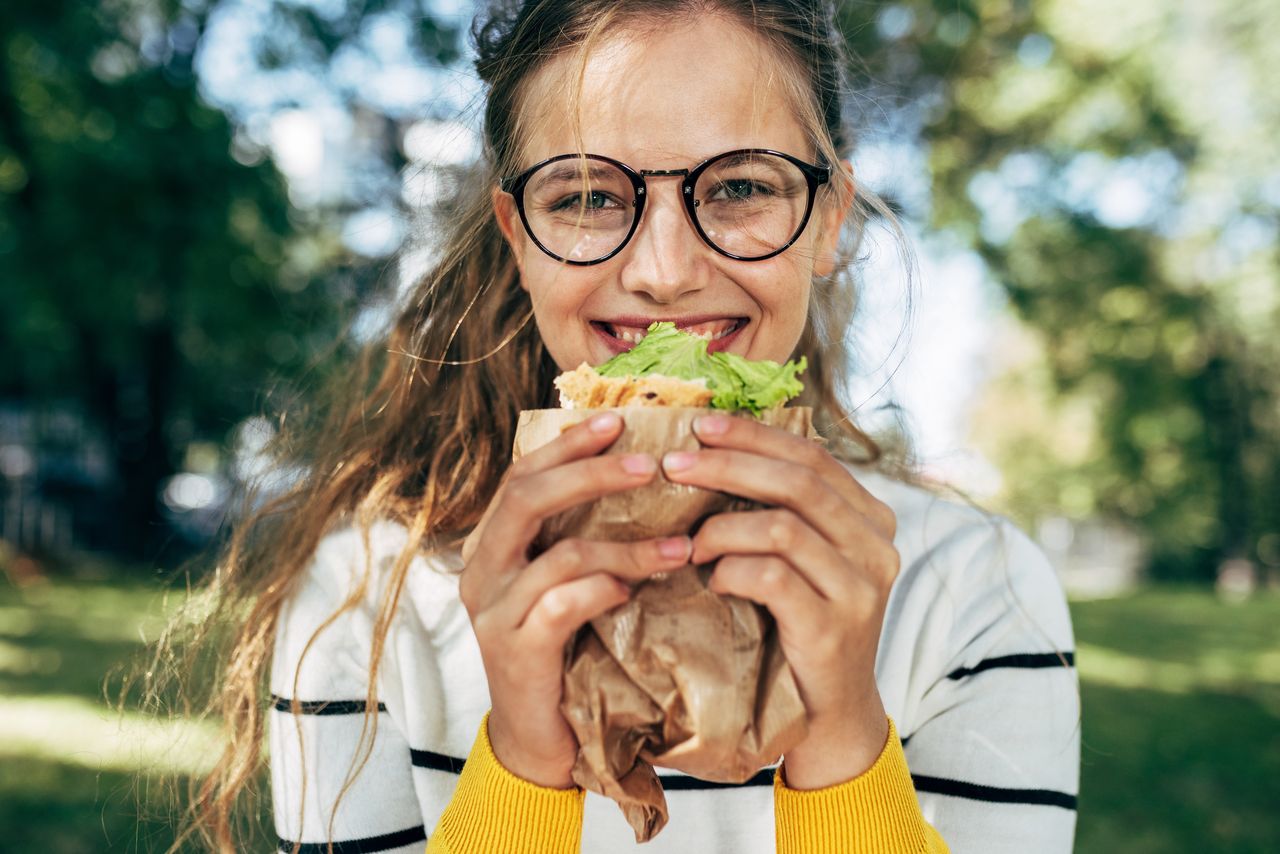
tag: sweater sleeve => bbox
[774,717,948,854]
[430,715,946,854]
[427,713,585,854]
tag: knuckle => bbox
[873,499,897,538]
[507,455,534,479]
[502,481,534,516]
[846,576,886,620]
[767,512,800,550]
[551,538,587,572]
[823,485,851,518]
[539,587,574,621]
[759,558,789,593]
[470,611,498,644]
[878,543,902,584]
[800,469,827,499]
[801,440,829,470]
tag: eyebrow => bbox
[534,164,624,186]
[710,152,789,172]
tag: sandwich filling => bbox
[555,322,806,415]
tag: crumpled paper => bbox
[511,407,814,841]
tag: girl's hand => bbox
[459,412,692,789]
[661,413,900,789]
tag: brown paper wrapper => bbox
[512,407,813,842]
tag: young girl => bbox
[176,1,1079,852]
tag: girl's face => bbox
[493,14,847,371]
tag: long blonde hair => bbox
[147,1,913,850]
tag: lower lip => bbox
[591,320,748,355]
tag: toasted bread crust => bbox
[554,363,715,408]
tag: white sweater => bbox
[270,467,1079,854]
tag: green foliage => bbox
[842,0,1280,580]
[0,2,350,558]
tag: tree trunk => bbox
[113,323,179,562]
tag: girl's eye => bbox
[709,180,774,202]
[551,191,617,212]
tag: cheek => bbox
[739,262,812,359]
[521,262,607,365]
[751,254,813,309]
[523,261,598,315]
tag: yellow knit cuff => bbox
[774,717,934,854]
[428,712,585,854]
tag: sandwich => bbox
[511,323,813,842]
[553,321,807,413]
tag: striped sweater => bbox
[270,466,1080,853]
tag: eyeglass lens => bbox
[520,153,811,262]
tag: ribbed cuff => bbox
[429,712,585,854]
[774,717,932,854]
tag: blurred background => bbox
[1,0,1277,851]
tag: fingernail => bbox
[658,536,691,561]
[589,412,621,433]
[662,451,696,473]
[621,454,656,475]
[695,415,729,436]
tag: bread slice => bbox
[554,363,715,409]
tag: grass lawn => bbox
[0,570,266,853]
[1071,590,1280,853]
[1,572,1277,852]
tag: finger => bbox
[464,412,627,563]
[478,452,660,568]
[691,414,896,538]
[512,411,627,476]
[709,554,827,646]
[662,447,852,545]
[497,536,691,628]
[518,573,633,656]
[692,510,858,601]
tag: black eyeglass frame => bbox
[498,148,832,265]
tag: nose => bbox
[617,181,707,303]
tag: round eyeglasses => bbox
[498,149,831,265]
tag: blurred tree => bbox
[841,0,1280,581]
[194,0,465,236]
[0,0,350,561]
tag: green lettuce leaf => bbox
[595,321,806,414]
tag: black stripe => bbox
[405,746,1075,810]
[277,824,426,853]
[946,651,1075,681]
[410,748,467,774]
[658,767,775,789]
[271,695,388,716]
[911,774,1077,810]
[409,748,778,788]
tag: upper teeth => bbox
[611,321,738,343]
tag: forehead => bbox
[515,14,811,169]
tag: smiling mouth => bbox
[593,318,746,344]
